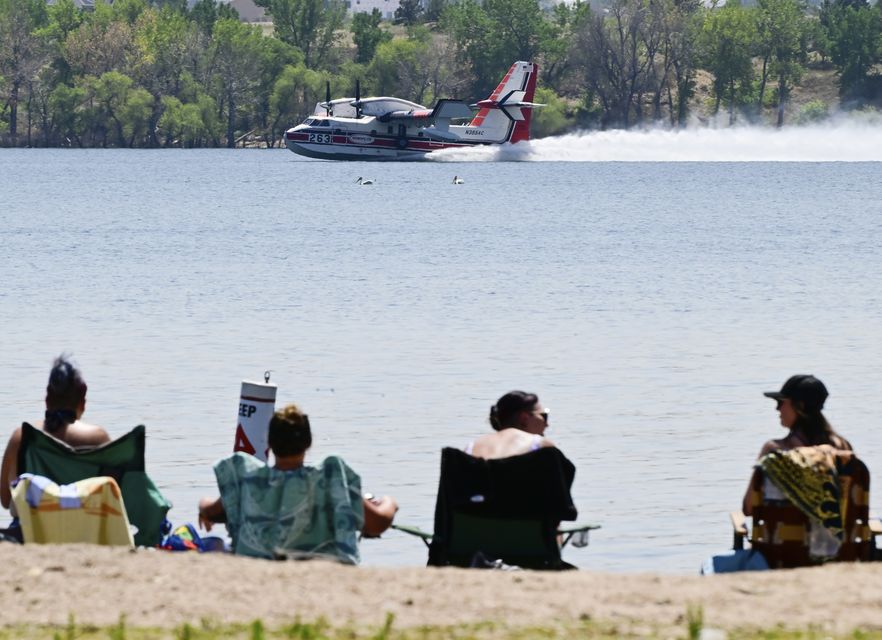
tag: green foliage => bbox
[109,615,127,640]
[686,604,704,640]
[351,9,392,64]
[281,616,330,639]
[47,81,83,141]
[209,17,266,145]
[0,0,50,138]
[441,0,551,97]
[424,0,447,22]
[755,0,811,125]
[370,37,423,96]
[823,4,882,97]
[158,73,217,148]
[112,0,148,25]
[41,0,84,44]
[129,3,199,128]
[269,61,321,142]
[796,98,830,123]
[2,0,882,146]
[394,0,422,26]
[697,1,756,121]
[190,0,238,35]
[255,0,345,68]
[371,613,395,640]
[531,87,571,137]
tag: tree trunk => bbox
[757,55,769,115]
[26,89,33,148]
[226,89,236,148]
[9,82,20,145]
[676,79,689,127]
[728,80,736,125]
[776,75,786,128]
[148,96,162,148]
[112,114,125,147]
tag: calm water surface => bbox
[1,149,882,572]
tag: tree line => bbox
[0,0,880,147]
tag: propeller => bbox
[325,80,331,116]
[353,79,362,119]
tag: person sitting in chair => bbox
[1,356,111,512]
[742,374,852,516]
[198,403,397,563]
[464,391,555,460]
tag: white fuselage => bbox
[284,97,510,161]
[284,116,493,161]
[284,62,537,161]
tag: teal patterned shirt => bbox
[214,452,365,564]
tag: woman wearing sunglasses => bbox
[464,390,554,459]
[742,374,852,515]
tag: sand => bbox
[2,544,881,633]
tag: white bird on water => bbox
[453,175,464,184]
[356,176,375,185]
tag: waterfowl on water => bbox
[356,177,375,185]
[453,176,464,184]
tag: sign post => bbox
[234,372,276,462]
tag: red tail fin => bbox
[467,62,540,144]
[510,63,538,144]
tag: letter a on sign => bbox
[234,423,256,455]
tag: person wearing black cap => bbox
[463,391,555,460]
[742,374,852,514]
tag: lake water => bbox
[2,130,882,572]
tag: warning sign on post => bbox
[234,379,277,462]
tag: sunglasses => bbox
[532,409,550,425]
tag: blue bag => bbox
[701,549,769,574]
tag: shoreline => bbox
[3,545,882,636]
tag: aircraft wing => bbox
[378,99,474,123]
[431,99,474,120]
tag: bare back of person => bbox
[468,428,554,460]
[759,429,852,458]
[34,419,110,449]
[1,419,110,510]
[467,391,556,461]
[1,356,111,511]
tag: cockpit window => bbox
[318,120,331,127]
[304,118,316,125]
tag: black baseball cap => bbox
[763,374,828,411]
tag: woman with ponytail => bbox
[1,356,110,510]
[742,374,852,515]
[463,390,556,460]
[757,374,851,454]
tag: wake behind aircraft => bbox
[284,61,542,161]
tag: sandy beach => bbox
[2,544,882,636]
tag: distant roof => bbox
[47,0,100,8]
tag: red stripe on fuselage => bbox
[286,130,483,155]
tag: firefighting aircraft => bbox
[284,61,541,161]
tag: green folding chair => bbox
[395,447,599,570]
[18,423,172,547]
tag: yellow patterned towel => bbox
[759,446,844,558]
[12,474,134,548]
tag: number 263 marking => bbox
[308,133,331,144]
